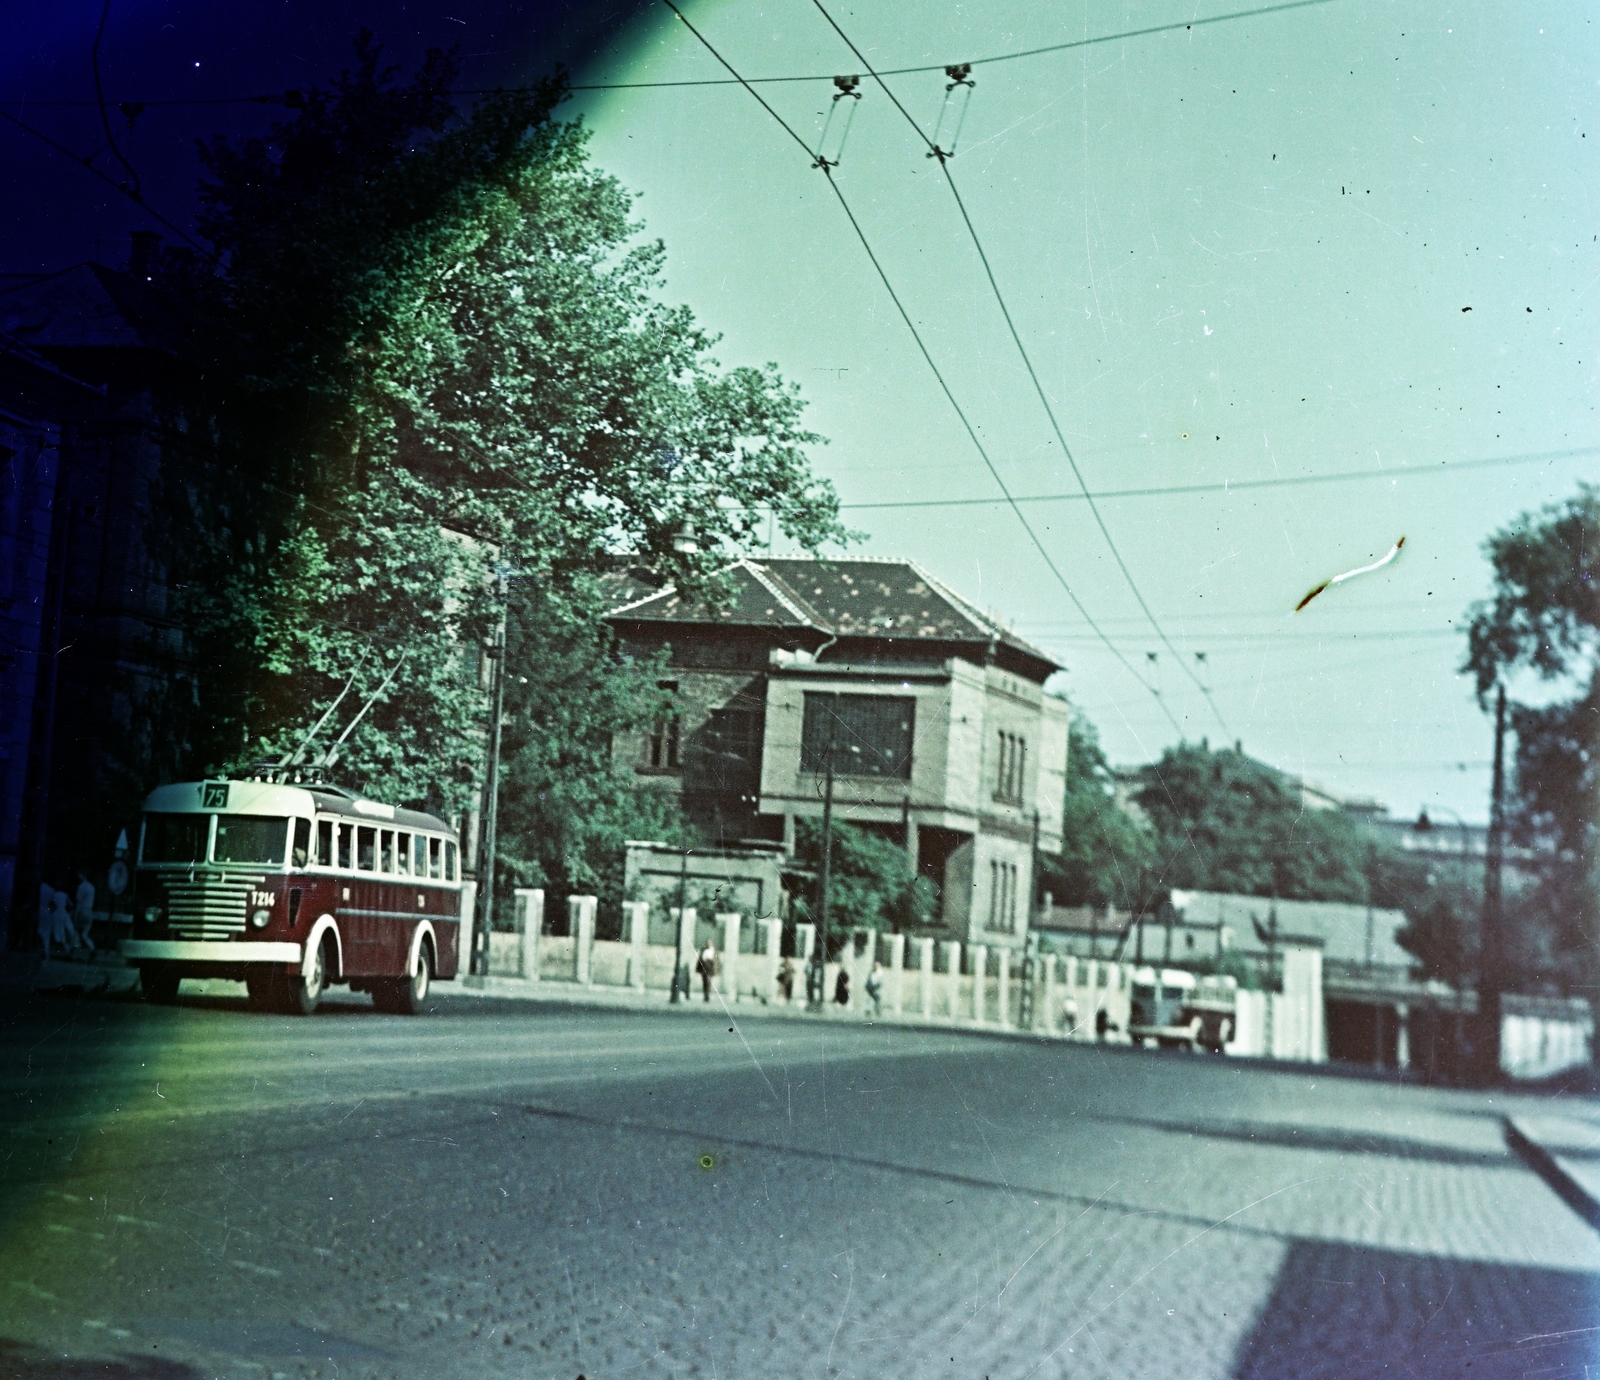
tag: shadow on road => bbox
[0,1338,203,1379]
[1231,1240,1600,1379]
[1084,1113,1507,1167]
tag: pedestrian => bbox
[834,967,850,1008]
[777,956,795,1003]
[48,888,80,958]
[865,961,884,1017]
[37,883,56,956]
[74,870,97,953]
[696,941,717,1003]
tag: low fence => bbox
[482,890,1136,1039]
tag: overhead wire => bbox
[657,0,1189,741]
[3,0,1347,106]
[834,445,1600,511]
[808,0,1231,737]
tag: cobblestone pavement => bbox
[3,989,1597,1379]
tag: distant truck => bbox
[1128,968,1237,1053]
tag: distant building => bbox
[605,556,1069,948]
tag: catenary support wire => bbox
[808,0,1232,736]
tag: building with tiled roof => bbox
[606,556,1070,948]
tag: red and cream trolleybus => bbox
[122,778,466,1014]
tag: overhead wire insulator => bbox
[813,74,863,170]
[928,64,975,162]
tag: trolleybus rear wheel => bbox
[282,938,328,1016]
[140,965,181,1004]
[375,944,431,1016]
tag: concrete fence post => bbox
[887,932,906,1015]
[997,948,1011,1027]
[512,888,543,983]
[623,901,649,989]
[716,914,741,1000]
[943,941,963,1023]
[912,937,934,1016]
[1041,952,1057,1033]
[569,895,596,985]
[757,918,783,1001]
[673,907,697,999]
[970,945,988,1024]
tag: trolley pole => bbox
[470,573,508,977]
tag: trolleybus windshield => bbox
[213,814,291,864]
[140,813,209,863]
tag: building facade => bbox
[606,557,1069,949]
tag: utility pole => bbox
[808,736,836,1011]
[1479,684,1508,1084]
[470,571,508,977]
[671,845,690,1003]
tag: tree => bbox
[1039,711,1160,914]
[1465,484,1599,991]
[792,820,934,945]
[155,35,843,819]
[1134,741,1371,903]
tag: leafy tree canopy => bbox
[792,820,934,946]
[1134,741,1372,904]
[1465,484,1599,990]
[1039,710,1160,914]
[156,35,843,825]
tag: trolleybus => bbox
[122,778,466,1013]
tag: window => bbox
[141,813,209,864]
[316,819,334,867]
[396,832,412,876]
[414,834,428,876]
[428,837,442,879]
[801,693,914,779]
[380,829,395,874]
[994,731,1027,804]
[644,682,681,770]
[292,818,311,869]
[987,860,1018,933]
[214,815,289,864]
[337,823,353,871]
[444,840,458,881]
[356,826,376,872]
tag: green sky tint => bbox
[556,0,1595,822]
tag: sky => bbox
[5,0,1595,826]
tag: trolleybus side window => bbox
[214,815,289,864]
[412,835,426,876]
[292,818,311,868]
[428,838,442,879]
[337,823,353,871]
[142,813,210,864]
[380,829,395,874]
[445,841,458,881]
[316,819,334,867]
[356,826,376,872]
[396,832,411,876]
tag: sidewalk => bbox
[1505,1107,1600,1229]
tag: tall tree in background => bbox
[1040,711,1159,914]
[154,36,842,826]
[1466,484,1599,991]
[1134,741,1371,903]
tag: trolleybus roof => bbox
[141,780,450,834]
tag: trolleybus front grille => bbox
[165,874,264,941]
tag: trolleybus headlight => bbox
[143,906,162,923]
[250,908,271,929]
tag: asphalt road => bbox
[3,987,1597,1380]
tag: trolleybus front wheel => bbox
[281,938,329,1016]
[375,943,432,1016]
[139,965,181,1005]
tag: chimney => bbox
[128,231,162,279]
